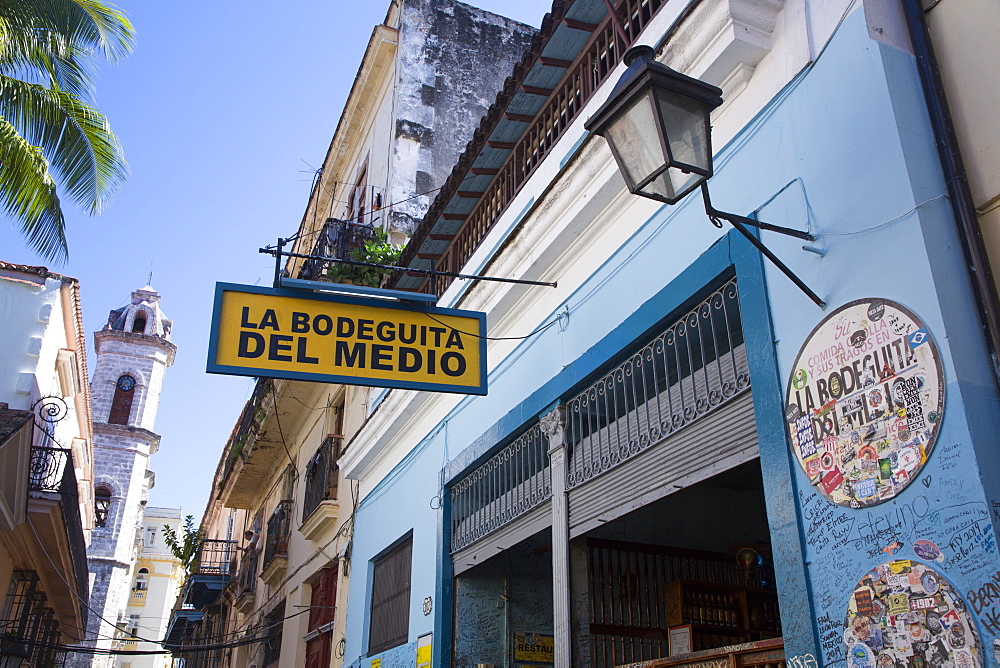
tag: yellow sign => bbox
[208,283,487,394]
[416,643,431,667]
[514,632,554,663]
[371,660,381,668]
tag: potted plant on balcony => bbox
[326,228,401,288]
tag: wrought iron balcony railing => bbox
[302,436,340,523]
[450,424,551,553]
[27,446,90,622]
[262,500,293,569]
[193,539,237,577]
[297,218,378,281]
[28,446,71,494]
[237,546,259,598]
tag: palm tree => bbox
[0,0,134,261]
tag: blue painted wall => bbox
[343,8,1000,668]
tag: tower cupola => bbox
[104,285,173,339]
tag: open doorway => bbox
[576,459,781,667]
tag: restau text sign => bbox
[207,283,487,395]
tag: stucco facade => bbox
[0,261,94,665]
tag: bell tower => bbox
[73,287,176,666]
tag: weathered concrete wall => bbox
[388,0,535,235]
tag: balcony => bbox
[615,637,785,668]
[297,217,378,281]
[183,539,236,609]
[300,436,341,541]
[233,547,259,613]
[261,500,293,585]
[26,446,90,629]
[220,380,314,509]
[164,608,203,650]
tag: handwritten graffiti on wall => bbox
[845,560,982,667]
[817,612,845,664]
[968,571,1000,635]
[787,654,819,668]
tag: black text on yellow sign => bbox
[207,283,487,395]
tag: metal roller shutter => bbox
[568,392,758,538]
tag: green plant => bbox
[163,515,203,574]
[326,228,402,288]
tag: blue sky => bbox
[0,0,546,518]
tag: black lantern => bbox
[586,45,825,308]
[585,45,722,205]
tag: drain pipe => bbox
[901,0,1000,382]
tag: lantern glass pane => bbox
[654,87,711,173]
[604,90,666,190]
[636,172,676,201]
[658,167,702,202]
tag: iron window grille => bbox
[450,424,551,553]
[448,279,748,554]
[565,278,748,487]
[368,537,412,656]
[0,571,62,667]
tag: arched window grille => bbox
[109,375,136,425]
[134,568,149,591]
[95,486,112,527]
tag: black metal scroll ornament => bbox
[31,395,69,429]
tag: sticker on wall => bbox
[785,299,944,507]
[845,560,982,667]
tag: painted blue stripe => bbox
[559,131,590,169]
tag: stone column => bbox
[540,405,571,667]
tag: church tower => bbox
[75,287,176,666]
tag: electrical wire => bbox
[398,299,563,341]
[819,194,948,236]
[270,387,298,474]
[24,516,161,645]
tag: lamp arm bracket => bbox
[700,183,815,241]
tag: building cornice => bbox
[92,422,161,447]
[93,328,178,365]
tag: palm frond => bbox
[0,74,128,212]
[0,0,134,62]
[0,116,68,261]
[0,30,97,98]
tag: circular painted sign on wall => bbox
[845,560,981,667]
[785,299,944,507]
